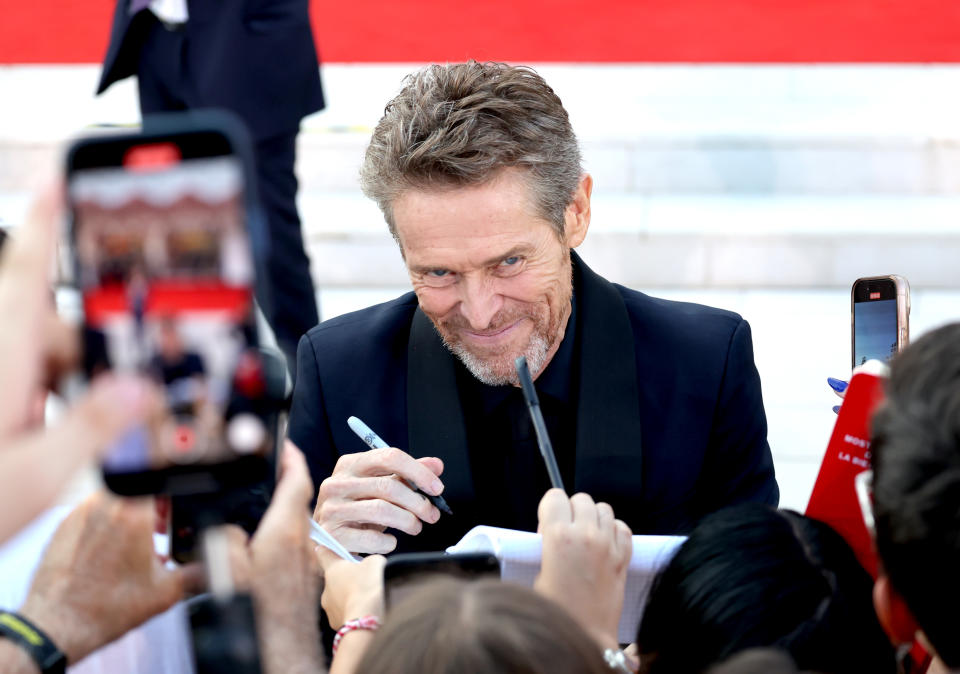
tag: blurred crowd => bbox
[0,191,959,673]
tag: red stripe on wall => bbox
[3,0,960,64]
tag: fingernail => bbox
[430,479,443,495]
[832,405,842,414]
[827,378,848,393]
[429,507,441,523]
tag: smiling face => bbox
[394,169,591,385]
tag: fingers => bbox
[314,448,445,547]
[316,473,440,530]
[55,374,160,462]
[321,494,427,536]
[348,447,444,496]
[0,380,156,544]
[827,377,848,399]
[416,456,444,477]
[325,526,397,556]
[570,492,597,527]
[537,488,572,527]
[614,519,633,565]
[221,525,252,590]
[176,562,207,596]
[596,502,615,536]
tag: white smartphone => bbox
[851,275,910,370]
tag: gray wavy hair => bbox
[360,61,582,242]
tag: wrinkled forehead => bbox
[393,171,553,266]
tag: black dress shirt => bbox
[455,299,579,532]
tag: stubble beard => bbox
[436,303,565,387]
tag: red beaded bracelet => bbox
[332,616,382,655]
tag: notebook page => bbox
[448,527,685,642]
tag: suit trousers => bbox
[135,15,320,378]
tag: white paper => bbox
[447,525,685,644]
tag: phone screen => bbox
[68,136,273,487]
[852,279,898,367]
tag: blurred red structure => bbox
[3,0,960,64]
[83,281,251,326]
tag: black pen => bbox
[347,416,454,516]
[514,356,566,492]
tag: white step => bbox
[3,64,960,194]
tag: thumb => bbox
[0,376,160,542]
[315,544,345,574]
[153,562,201,612]
[60,374,160,463]
[258,441,313,535]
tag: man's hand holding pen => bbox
[313,448,446,554]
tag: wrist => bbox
[589,626,620,652]
[17,599,94,665]
[332,615,381,655]
[0,610,67,674]
[0,638,42,674]
[343,595,383,623]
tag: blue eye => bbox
[428,269,449,278]
[501,256,520,266]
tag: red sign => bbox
[806,367,887,578]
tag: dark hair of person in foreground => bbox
[636,504,896,674]
[871,322,960,668]
[354,577,610,674]
[706,648,810,674]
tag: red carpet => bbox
[2,0,960,63]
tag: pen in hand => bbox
[346,416,454,516]
[515,356,566,492]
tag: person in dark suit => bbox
[96,0,325,374]
[288,62,779,555]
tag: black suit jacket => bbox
[289,253,779,552]
[97,0,324,140]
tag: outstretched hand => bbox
[534,489,633,649]
[17,492,202,664]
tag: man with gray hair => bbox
[289,61,778,554]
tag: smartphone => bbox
[66,111,278,496]
[851,275,910,370]
[383,552,500,609]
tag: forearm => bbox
[256,621,325,674]
[329,629,375,674]
[252,584,324,674]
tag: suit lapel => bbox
[572,252,644,496]
[406,308,475,504]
